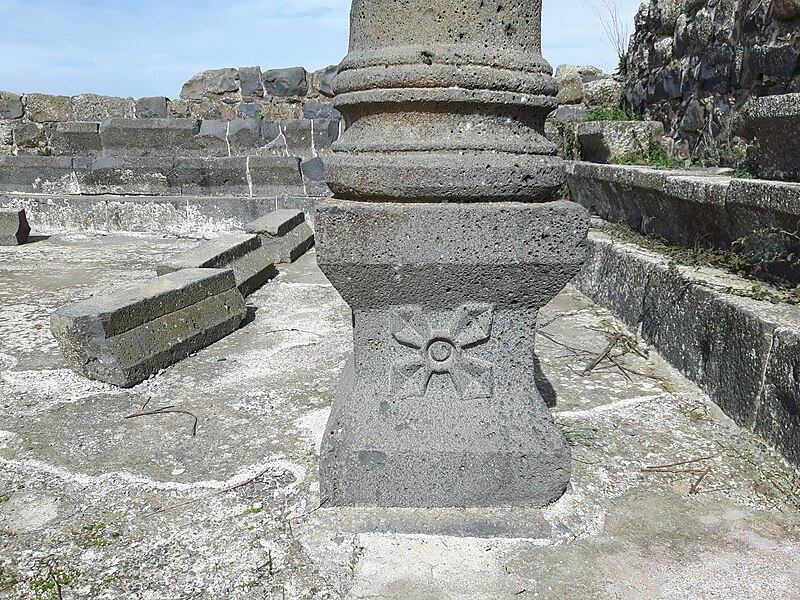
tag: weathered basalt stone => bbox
[181,69,240,100]
[156,234,277,296]
[50,268,247,388]
[317,201,587,508]
[326,1,564,202]
[52,122,102,156]
[742,93,800,182]
[263,67,309,97]
[135,97,169,119]
[98,118,200,157]
[239,66,264,98]
[245,209,315,264]
[0,91,24,120]
[317,0,588,509]
[25,94,74,123]
[0,206,30,245]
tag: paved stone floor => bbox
[0,232,798,599]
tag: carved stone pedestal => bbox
[317,201,588,507]
[317,0,589,508]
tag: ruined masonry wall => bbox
[0,65,338,156]
[623,0,800,162]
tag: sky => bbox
[0,0,644,98]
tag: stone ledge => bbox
[156,233,278,297]
[567,162,800,247]
[0,155,309,197]
[576,225,800,465]
[50,268,247,388]
[0,194,327,235]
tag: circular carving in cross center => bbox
[429,341,453,362]
[426,339,456,373]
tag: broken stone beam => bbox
[244,209,315,264]
[316,0,589,508]
[156,234,277,297]
[0,204,31,246]
[51,269,246,388]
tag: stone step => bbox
[567,161,800,248]
[50,268,247,388]
[0,155,328,197]
[0,204,30,245]
[0,193,323,235]
[155,233,277,297]
[245,209,315,263]
[49,117,341,160]
[576,224,800,466]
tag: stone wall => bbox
[0,65,338,156]
[623,0,800,164]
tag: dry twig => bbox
[125,405,199,437]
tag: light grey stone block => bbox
[245,209,306,237]
[25,94,74,123]
[156,233,277,296]
[50,268,247,388]
[0,91,24,120]
[0,206,30,245]
[575,120,665,163]
[72,94,135,121]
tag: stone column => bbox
[316,0,589,508]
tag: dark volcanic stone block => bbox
[99,118,200,157]
[263,67,308,97]
[0,156,78,194]
[0,206,30,245]
[50,268,247,388]
[53,122,102,156]
[156,233,277,296]
[135,96,169,119]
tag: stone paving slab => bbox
[0,233,797,599]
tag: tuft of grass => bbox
[596,221,800,304]
[559,424,597,447]
[37,147,53,157]
[588,105,642,122]
[614,145,685,169]
[677,402,711,422]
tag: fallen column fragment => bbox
[51,268,246,388]
[0,203,31,245]
[156,233,277,296]
[244,208,315,263]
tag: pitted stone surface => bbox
[50,268,247,388]
[327,0,563,202]
[317,200,589,507]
